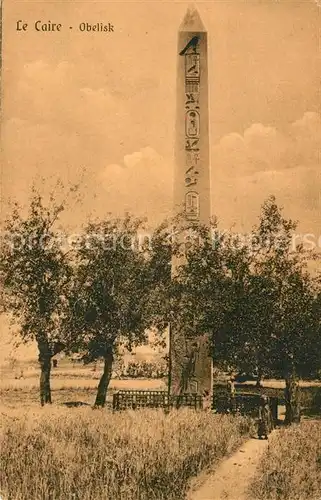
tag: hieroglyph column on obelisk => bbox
[169,6,212,400]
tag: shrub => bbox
[248,421,321,500]
[122,359,168,379]
[0,407,253,500]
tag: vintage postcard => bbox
[1,1,320,499]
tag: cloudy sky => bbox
[2,0,320,237]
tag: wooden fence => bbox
[112,390,203,411]
[212,389,278,424]
[112,389,278,424]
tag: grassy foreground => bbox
[0,407,253,500]
[248,421,321,500]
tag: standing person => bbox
[203,389,211,412]
[227,376,236,413]
[228,376,235,396]
[258,395,272,439]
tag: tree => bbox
[269,266,321,423]
[249,196,320,423]
[65,215,169,407]
[213,196,321,423]
[162,221,251,361]
[162,198,321,424]
[0,191,71,405]
[149,219,247,395]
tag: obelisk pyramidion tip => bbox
[179,5,206,32]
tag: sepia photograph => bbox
[0,0,320,499]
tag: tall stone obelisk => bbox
[169,6,212,401]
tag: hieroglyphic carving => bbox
[186,110,200,137]
[185,93,199,110]
[179,35,199,56]
[186,151,200,163]
[185,165,198,187]
[185,81,200,93]
[185,191,199,219]
[185,138,199,151]
[185,53,200,77]
[179,339,200,394]
[182,39,201,217]
[190,380,199,394]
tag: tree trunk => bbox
[37,337,53,406]
[39,351,52,406]
[255,361,264,388]
[284,369,301,425]
[256,371,263,388]
[94,349,114,408]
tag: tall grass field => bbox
[248,421,321,500]
[0,407,253,500]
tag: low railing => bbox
[112,388,278,423]
[213,389,278,424]
[112,390,203,411]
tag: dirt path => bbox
[188,433,275,500]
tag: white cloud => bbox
[97,112,320,235]
[3,60,320,238]
[212,112,320,232]
[214,111,320,179]
[100,147,173,223]
[292,111,321,131]
[123,151,144,169]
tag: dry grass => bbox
[0,407,254,500]
[248,421,321,500]
[0,377,166,391]
[0,377,166,409]
[241,379,321,388]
